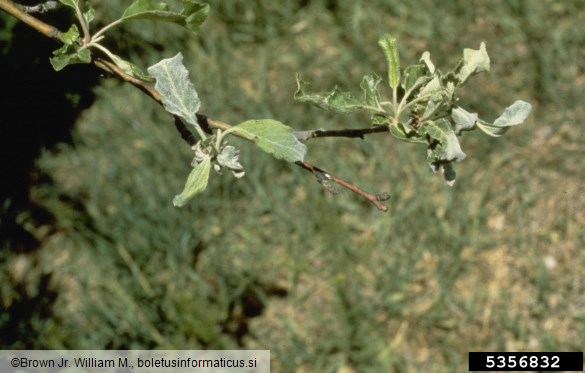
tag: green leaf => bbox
[121,0,209,33]
[50,43,91,71]
[226,119,307,163]
[110,53,154,82]
[84,5,95,25]
[147,53,200,126]
[58,0,78,9]
[294,75,379,114]
[173,155,211,207]
[378,34,400,90]
[477,100,532,137]
[59,24,80,44]
[455,42,490,86]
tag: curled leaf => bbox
[295,75,368,114]
[378,34,401,90]
[455,42,490,86]
[477,100,532,137]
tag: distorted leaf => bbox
[451,106,477,134]
[59,24,79,44]
[420,51,435,74]
[421,119,466,180]
[50,44,91,71]
[226,119,307,162]
[403,64,428,92]
[217,145,245,177]
[388,123,426,144]
[294,75,372,114]
[84,5,95,24]
[455,42,490,86]
[378,34,400,90]
[173,155,211,207]
[360,73,382,108]
[477,100,532,137]
[147,53,200,126]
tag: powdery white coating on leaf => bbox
[457,42,490,86]
[477,100,532,137]
[451,106,478,134]
[147,53,200,127]
[229,119,307,163]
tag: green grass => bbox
[2,0,584,371]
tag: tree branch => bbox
[295,126,388,141]
[20,1,59,14]
[0,0,61,39]
[0,0,391,212]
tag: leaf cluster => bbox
[295,35,532,185]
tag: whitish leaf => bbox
[455,42,490,86]
[295,74,385,114]
[173,155,211,207]
[451,106,478,134]
[294,75,371,114]
[378,34,400,90]
[477,100,532,137]
[147,53,200,126]
[421,119,466,163]
[121,0,209,33]
[360,73,382,108]
[420,51,435,74]
[217,145,245,178]
[388,123,426,144]
[226,119,307,163]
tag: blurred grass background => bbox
[1,0,584,371]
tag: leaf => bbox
[378,34,400,90]
[50,45,91,71]
[421,119,466,164]
[403,63,428,92]
[147,53,200,126]
[173,155,211,207]
[477,100,532,137]
[217,145,245,178]
[455,42,490,86]
[294,75,378,114]
[84,5,95,25]
[226,119,307,162]
[59,24,79,44]
[388,124,426,144]
[121,0,209,33]
[420,51,435,74]
[451,106,478,134]
[58,0,78,9]
[110,53,154,82]
[360,73,382,108]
